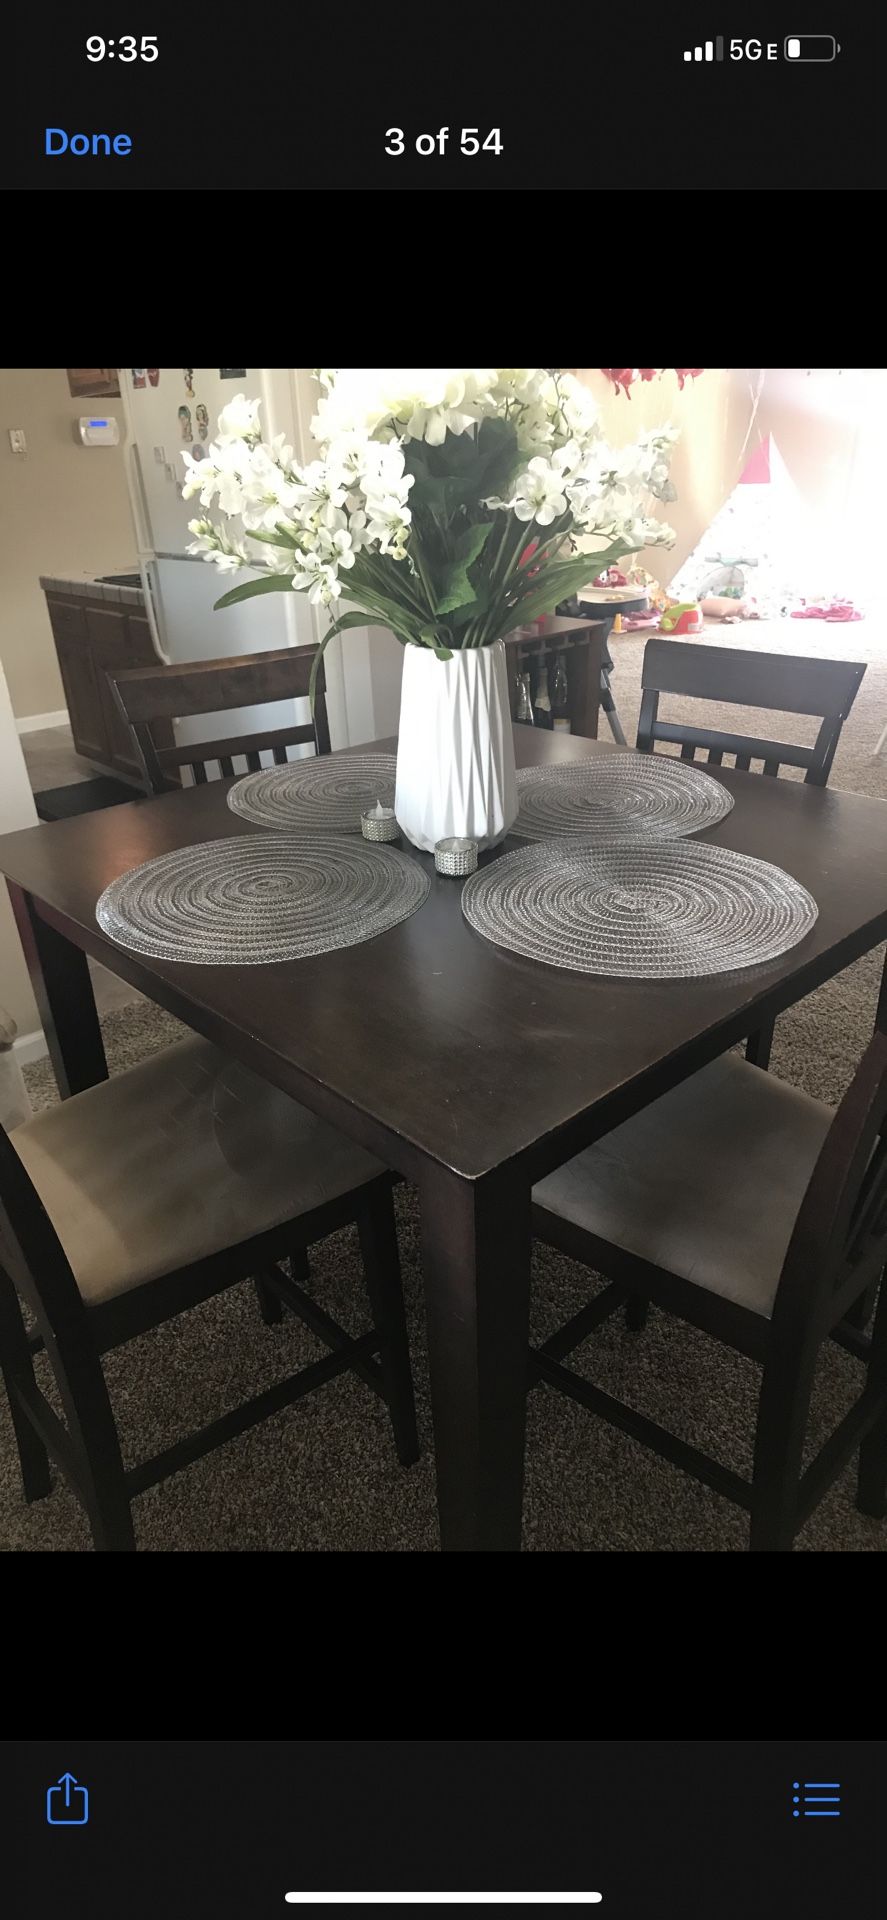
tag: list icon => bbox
[792,1781,841,1817]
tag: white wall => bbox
[0,369,136,720]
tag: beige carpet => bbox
[2,618,886,1551]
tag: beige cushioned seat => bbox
[12,1036,385,1306]
[532,1053,832,1319]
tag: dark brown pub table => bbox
[2,727,887,1550]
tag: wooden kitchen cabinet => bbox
[50,603,107,763]
[44,592,173,784]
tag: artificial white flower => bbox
[215,394,262,442]
[191,379,676,630]
[512,457,569,526]
[186,519,250,571]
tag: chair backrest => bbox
[109,644,332,794]
[636,639,865,786]
[774,1031,887,1337]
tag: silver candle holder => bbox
[361,803,399,843]
[434,836,479,877]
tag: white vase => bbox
[394,638,519,853]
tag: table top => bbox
[3,730,887,1185]
[575,593,648,618]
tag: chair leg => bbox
[625,1294,649,1332]
[0,1268,52,1503]
[357,1184,419,1468]
[254,1246,310,1326]
[745,1020,775,1070]
[843,1269,881,1333]
[857,1276,887,1518]
[254,1274,284,1325]
[41,1320,135,1550]
[858,1413,887,1519]
[749,1346,816,1550]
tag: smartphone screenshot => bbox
[2,15,882,188]
[4,1741,882,1919]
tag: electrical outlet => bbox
[8,428,26,454]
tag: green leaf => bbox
[244,525,300,549]
[490,547,635,631]
[419,627,454,661]
[307,610,379,715]
[213,574,297,610]
[404,418,522,522]
[447,594,489,632]
[433,521,493,615]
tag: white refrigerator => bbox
[118,367,404,754]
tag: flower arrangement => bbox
[182,369,678,702]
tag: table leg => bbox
[419,1162,532,1550]
[564,641,600,739]
[597,619,628,746]
[745,1021,774,1070]
[841,951,887,1331]
[8,885,107,1097]
[600,670,628,746]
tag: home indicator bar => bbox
[284,1899,604,1907]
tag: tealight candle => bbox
[361,800,399,842]
[434,836,478,877]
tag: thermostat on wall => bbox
[76,416,120,446]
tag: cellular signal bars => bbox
[683,38,725,59]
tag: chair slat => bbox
[191,761,208,784]
[157,725,315,770]
[636,639,865,788]
[680,743,695,763]
[108,645,331,796]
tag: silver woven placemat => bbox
[513,753,733,843]
[462,841,817,978]
[227,751,397,833]
[96,832,429,965]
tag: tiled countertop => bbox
[39,569,145,608]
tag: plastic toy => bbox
[659,602,703,635]
[697,554,758,600]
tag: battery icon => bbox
[784,35,840,59]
